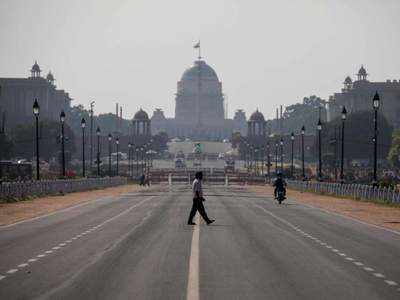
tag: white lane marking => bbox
[364,267,374,272]
[384,280,398,286]
[37,254,45,258]
[28,258,37,262]
[297,201,400,236]
[52,247,60,250]
[338,253,346,256]
[45,250,53,254]
[354,262,363,266]
[59,243,66,246]
[187,215,200,300]
[17,263,28,268]
[332,249,339,252]
[0,196,113,229]
[65,240,72,243]
[345,257,354,261]
[326,245,332,249]
[0,275,5,281]
[374,273,385,278]
[6,269,18,274]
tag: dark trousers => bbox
[188,198,211,223]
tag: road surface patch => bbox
[251,201,400,294]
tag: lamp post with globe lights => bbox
[372,91,380,186]
[116,137,119,176]
[60,110,66,177]
[33,99,40,180]
[81,118,86,177]
[340,106,347,183]
[301,126,305,180]
[108,134,112,176]
[290,132,295,178]
[317,119,322,181]
[96,127,101,176]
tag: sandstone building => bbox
[151,57,247,140]
[328,65,400,129]
[0,61,72,129]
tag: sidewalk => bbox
[248,185,400,232]
[0,184,144,226]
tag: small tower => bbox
[357,65,368,81]
[30,61,41,78]
[343,76,352,90]
[46,71,55,85]
[132,108,151,137]
[247,109,266,137]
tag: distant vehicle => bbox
[175,158,186,169]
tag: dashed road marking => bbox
[345,257,354,261]
[37,254,45,258]
[374,273,385,278]
[28,259,37,262]
[384,280,398,286]
[52,247,60,250]
[6,269,18,274]
[364,267,374,272]
[17,264,28,268]
[0,275,5,281]
[354,262,363,266]
[45,250,53,254]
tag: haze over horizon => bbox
[1,0,399,120]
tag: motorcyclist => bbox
[273,172,287,199]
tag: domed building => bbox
[151,55,247,140]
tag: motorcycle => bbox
[275,188,286,204]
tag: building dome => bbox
[31,61,41,73]
[134,108,149,120]
[344,76,352,84]
[249,110,265,122]
[181,60,219,81]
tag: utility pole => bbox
[90,101,95,173]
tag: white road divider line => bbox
[384,280,398,286]
[6,269,18,274]
[28,259,37,262]
[373,273,385,278]
[17,264,28,268]
[187,215,200,300]
[0,275,5,281]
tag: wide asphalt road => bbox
[0,184,399,299]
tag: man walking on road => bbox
[187,171,215,225]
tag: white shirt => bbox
[192,178,203,198]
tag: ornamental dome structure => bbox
[134,108,149,120]
[181,60,219,81]
[30,61,41,78]
[46,71,55,83]
[249,109,265,122]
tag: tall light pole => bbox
[108,133,112,176]
[301,126,305,180]
[136,147,139,177]
[60,110,66,177]
[266,141,270,182]
[261,146,264,175]
[81,118,86,177]
[140,147,144,175]
[280,138,284,174]
[340,106,347,183]
[89,101,95,173]
[317,119,322,181]
[372,91,380,186]
[33,99,40,180]
[275,141,278,174]
[290,132,294,178]
[128,143,132,177]
[96,126,101,176]
[116,137,119,176]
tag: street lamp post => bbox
[108,134,112,176]
[60,111,66,177]
[261,146,264,175]
[81,118,86,177]
[128,143,132,177]
[266,142,271,182]
[290,132,294,178]
[96,126,101,176]
[89,101,95,173]
[280,138,284,174]
[301,126,305,180]
[372,91,380,186]
[116,137,119,176]
[140,147,144,175]
[275,141,278,174]
[33,99,40,180]
[340,106,347,183]
[136,148,139,178]
[317,119,322,181]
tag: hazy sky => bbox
[1,0,399,120]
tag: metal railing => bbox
[287,180,400,204]
[0,177,127,200]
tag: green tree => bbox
[267,95,327,135]
[0,133,14,159]
[388,130,400,168]
[11,121,76,161]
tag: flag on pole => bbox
[193,41,200,49]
